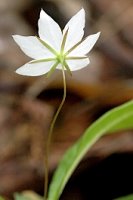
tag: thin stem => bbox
[44,66,66,199]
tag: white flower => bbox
[13,8,100,76]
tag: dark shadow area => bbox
[61,153,133,200]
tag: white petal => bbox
[66,58,90,71]
[56,63,62,70]
[38,9,62,51]
[16,60,56,76]
[68,32,100,56]
[63,8,85,52]
[13,35,54,59]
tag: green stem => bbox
[44,66,66,199]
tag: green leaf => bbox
[48,100,133,200]
[0,196,5,200]
[14,192,43,200]
[114,194,133,200]
[14,193,30,200]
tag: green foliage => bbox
[114,194,133,200]
[0,196,5,200]
[14,192,43,200]
[14,193,30,200]
[48,100,133,200]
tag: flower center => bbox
[57,53,65,65]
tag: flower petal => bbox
[56,63,62,70]
[66,58,90,71]
[38,9,62,51]
[63,8,85,52]
[13,35,54,59]
[16,60,56,76]
[68,32,100,56]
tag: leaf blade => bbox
[114,194,133,200]
[48,100,133,200]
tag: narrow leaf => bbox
[14,193,30,200]
[48,100,133,200]
[0,197,5,200]
[114,194,133,200]
[14,192,43,200]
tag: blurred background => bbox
[0,0,133,199]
